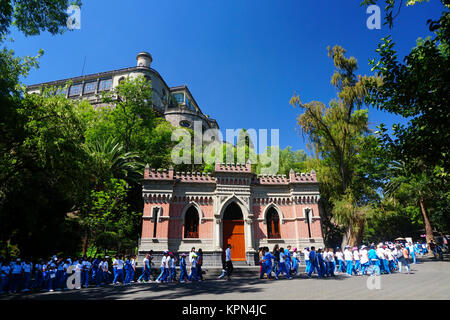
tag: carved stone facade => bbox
[139,162,324,266]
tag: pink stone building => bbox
[138,162,324,265]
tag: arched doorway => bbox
[222,202,246,261]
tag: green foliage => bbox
[291,45,384,246]
[78,178,141,254]
[0,0,82,38]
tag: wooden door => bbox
[223,220,245,261]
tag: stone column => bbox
[214,218,222,250]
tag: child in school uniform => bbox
[344,246,354,276]
[124,256,133,285]
[187,253,199,282]
[113,256,124,284]
[302,247,310,274]
[138,254,151,283]
[179,253,189,283]
[275,247,291,279]
[335,248,346,273]
[156,251,169,283]
[21,258,32,292]
[169,252,177,283]
[131,255,136,283]
[292,248,300,276]
[10,258,23,293]
[0,259,11,294]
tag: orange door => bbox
[223,220,245,261]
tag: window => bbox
[98,78,112,91]
[267,207,281,239]
[179,120,191,128]
[305,208,312,238]
[83,81,97,94]
[55,86,67,96]
[173,93,184,104]
[186,97,196,112]
[184,206,199,238]
[69,84,82,96]
[152,207,159,238]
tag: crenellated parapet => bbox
[214,161,252,173]
[174,171,216,183]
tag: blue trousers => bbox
[305,260,310,274]
[370,259,381,275]
[382,259,390,274]
[169,267,176,282]
[23,272,31,290]
[138,268,151,282]
[411,253,416,264]
[0,276,9,293]
[353,261,360,274]
[83,270,90,287]
[307,262,319,277]
[156,267,168,282]
[124,270,133,284]
[276,262,291,278]
[260,264,272,279]
[188,267,199,281]
[10,274,22,292]
[327,262,335,276]
[113,269,124,283]
[179,266,188,281]
[338,260,346,272]
[346,260,353,275]
[292,258,299,275]
[360,262,369,275]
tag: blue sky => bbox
[10,0,445,155]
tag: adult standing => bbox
[225,244,233,280]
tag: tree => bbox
[78,178,141,256]
[290,45,383,247]
[0,0,82,38]
[363,2,450,242]
[85,136,144,187]
[0,90,90,257]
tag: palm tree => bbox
[384,160,435,249]
[85,136,145,186]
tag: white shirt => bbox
[327,252,334,262]
[303,249,310,261]
[189,252,196,263]
[344,250,353,261]
[160,256,167,268]
[164,257,170,268]
[360,249,369,264]
[335,252,344,261]
[385,249,394,261]
[75,262,83,273]
[353,250,360,261]
[376,248,385,259]
[117,260,124,270]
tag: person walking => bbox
[225,244,233,280]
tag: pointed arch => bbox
[218,195,249,220]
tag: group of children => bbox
[0,241,433,294]
[138,248,206,284]
[259,241,427,280]
[0,254,139,294]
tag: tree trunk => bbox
[341,225,351,248]
[81,230,88,257]
[419,197,435,251]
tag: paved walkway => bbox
[2,258,449,300]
